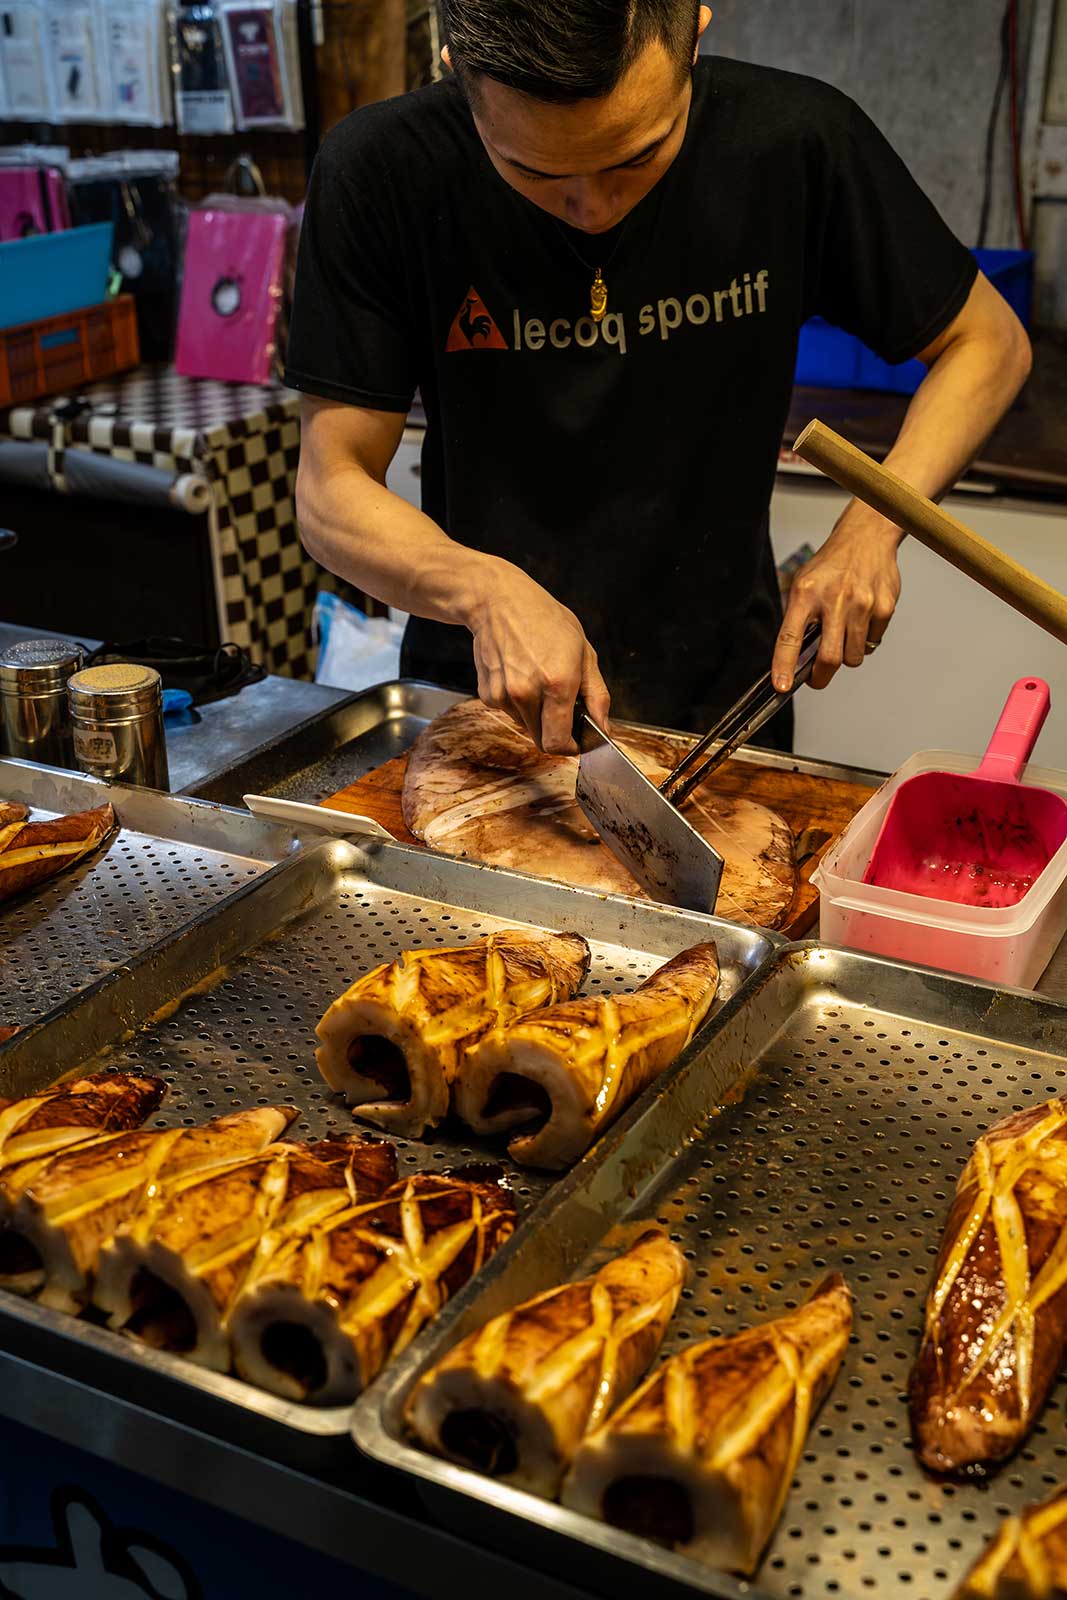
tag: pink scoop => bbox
[863,678,1067,909]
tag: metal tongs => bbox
[575,622,822,912]
[660,621,823,805]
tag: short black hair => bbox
[440,0,701,104]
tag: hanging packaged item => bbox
[171,0,234,133]
[0,166,70,241]
[217,0,300,129]
[99,0,167,124]
[66,152,181,360]
[43,0,105,119]
[0,0,53,119]
[174,199,289,383]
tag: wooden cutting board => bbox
[322,737,878,939]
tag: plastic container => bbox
[812,749,1067,989]
[795,248,1034,396]
[0,222,114,330]
[0,295,139,406]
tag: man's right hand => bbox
[296,401,610,754]
[464,561,611,756]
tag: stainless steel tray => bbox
[185,679,887,807]
[356,944,1067,1600]
[0,834,779,1443]
[0,758,295,1035]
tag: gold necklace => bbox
[554,220,627,323]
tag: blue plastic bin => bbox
[0,223,114,331]
[795,247,1034,395]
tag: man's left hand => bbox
[771,507,902,692]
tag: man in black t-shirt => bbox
[287,0,1031,753]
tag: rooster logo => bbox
[0,1490,201,1599]
[445,286,507,353]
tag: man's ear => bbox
[442,43,453,71]
[695,6,712,58]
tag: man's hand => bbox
[772,272,1032,693]
[772,508,902,691]
[465,562,611,755]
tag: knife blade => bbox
[574,711,725,913]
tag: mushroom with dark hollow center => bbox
[0,1227,42,1279]
[346,1035,410,1104]
[260,1320,329,1397]
[125,1268,198,1353]
[481,1073,552,1129]
[440,1408,520,1477]
[601,1476,695,1547]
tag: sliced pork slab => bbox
[7,1105,296,1312]
[909,1099,1067,1475]
[458,943,720,1170]
[406,1229,686,1496]
[229,1171,515,1406]
[315,929,590,1138]
[92,1136,398,1370]
[402,699,796,928]
[562,1275,853,1576]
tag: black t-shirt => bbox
[287,57,976,733]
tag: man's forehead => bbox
[470,39,686,178]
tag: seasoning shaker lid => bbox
[68,662,163,720]
[0,638,84,696]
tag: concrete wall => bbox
[701,0,1055,305]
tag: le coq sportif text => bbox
[512,268,771,354]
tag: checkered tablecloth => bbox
[0,365,349,678]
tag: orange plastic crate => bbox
[0,295,140,407]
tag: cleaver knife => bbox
[574,710,725,913]
[573,623,822,912]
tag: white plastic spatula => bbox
[243,794,394,840]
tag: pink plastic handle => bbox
[976,677,1052,784]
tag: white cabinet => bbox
[770,475,1067,773]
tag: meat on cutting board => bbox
[315,929,590,1138]
[406,1229,686,1496]
[5,1105,297,1312]
[401,700,797,929]
[457,943,720,1170]
[910,1098,1067,1475]
[561,1274,853,1575]
[92,1135,397,1371]
[228,1170,516,1405]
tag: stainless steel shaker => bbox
[0,638,84,766]
[68,663,170,790]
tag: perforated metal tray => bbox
[185,679,886,808]
[0,759,295,1035]
[0,834,778,1440]
[356,945,1067,1600]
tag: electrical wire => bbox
[1007,0,1029,249]
[977,4,1010,248]
[978,0,1029,251]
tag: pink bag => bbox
[0,168,70,242]
[174,205,288,384]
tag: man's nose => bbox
[562,178,618,232]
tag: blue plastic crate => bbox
[795,246,1034,396]
[0,223,114,331]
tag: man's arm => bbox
[772,273,1033,692]
[296,396,610,753]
